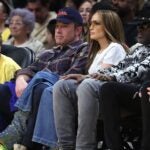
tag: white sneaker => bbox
[13,144,27,150]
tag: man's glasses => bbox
[138,23,150,30]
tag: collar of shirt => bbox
[53,40,84,51]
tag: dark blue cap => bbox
[56,7,83,25]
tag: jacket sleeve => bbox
[16,50,55,78]
[113,55,150,83]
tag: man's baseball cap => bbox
[55,7,83,25]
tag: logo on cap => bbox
[57,11,68,17]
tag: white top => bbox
[88,42,126,74]
[5,37,45,55]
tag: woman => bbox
[53,9,127,150]
[78,0,93,41]
[96,14,150,150]
[5,8,44,55]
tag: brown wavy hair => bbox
[87,10,128,70]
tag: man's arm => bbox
[147,87,150,95]
[15,75,30,97]
[15,50,55,97]
[113,55,150,83]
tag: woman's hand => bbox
[90,73,113,81]
[15,75,29,98]
[60,74,86,83]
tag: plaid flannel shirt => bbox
[16,40,88,78]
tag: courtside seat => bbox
[1,44,35,68]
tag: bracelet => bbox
[84,75,91,79]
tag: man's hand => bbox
[139,87,150,98]
[15,75,29,98]
[147,87,150,95]
[61,74,86,83]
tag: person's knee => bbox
[53,79,77,96]
[101,82,115,93]
[53,79,66,93]
[77,78,99,92]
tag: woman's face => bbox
[9,15,28,38]
[79,1,92,24]
[0,3,7,23]
[90,12,106,41]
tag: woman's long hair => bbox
[87,10,128,69]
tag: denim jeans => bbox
[32,86,58,147]
[53,78,105,150]
[15,70,59,111]
[15,70,59,147]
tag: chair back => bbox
[1,44,35,68]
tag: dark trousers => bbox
[100,81,141,150]
[0,84,13,130]
[140,81,150,150]
[21,83,49,150]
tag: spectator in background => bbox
[5,8,44,55]
[26,0,56,46]
[45,19,56,49]
[78,0,93,41]
[0,34,20,84]
[79,0,93,25]
[49,0,65,13]
[12,0,27,8]
[112,0,144,47]
[90,0,116,17]
[0,1,11,43]
[64,0,81,9]
[1,0,13,10]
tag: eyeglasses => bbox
[89,20,103,27]
[138,23,150,30]
[9,21,24,27]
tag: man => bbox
[26,0,56,46]
[0,7,88,150]
[53,6,150,150]
[112,0,142,47]
[0,1,11,42]
[99,9,150,150]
